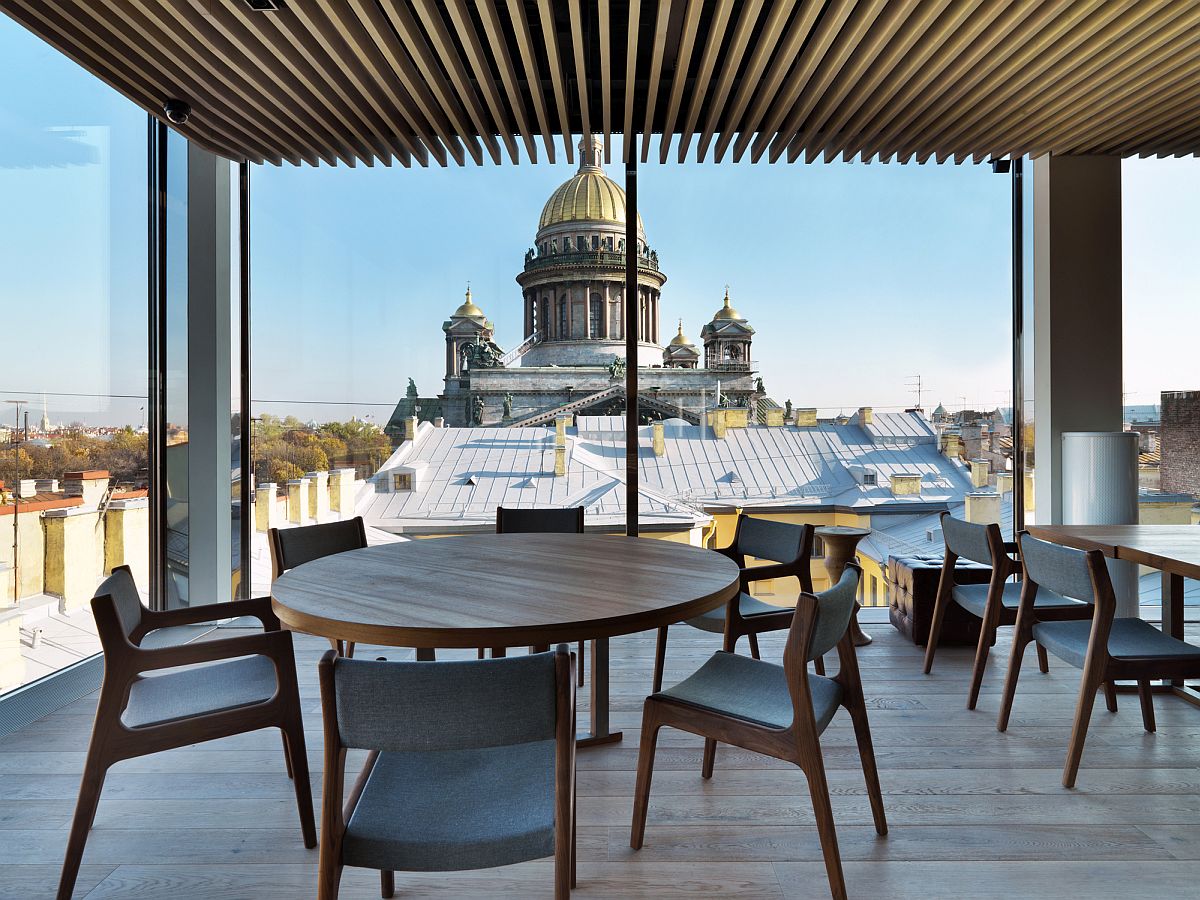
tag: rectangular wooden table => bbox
[1027,524,1200,704]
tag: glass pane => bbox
[636,139,1012,619]
[1122,158,1200,617]
[163,131,189,608]
[0,18,148,692]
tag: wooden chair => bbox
[631,564,886,900]
[269,517,368,657]
[317,646,577,899]
[998,533,1200,787]
[58,565,315,900]
[923,512,1095,709]
[495,506,586,686]
[652,515,815,694]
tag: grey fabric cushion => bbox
[737,517,804,564]
[1018,534,1097,603]
[1034,618,1200,669]
[274,518,365,572]
[686,592,788,633]
[952,582,1085,619]
[657,651,843,735]
[343,741,556,872]
[122,654,278,728]
[941,516,994,566]
[334,653,557,753]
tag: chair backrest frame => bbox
[268,516,368,580]
[495,506,585,534]
[729,514,815,592]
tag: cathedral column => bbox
[651,293,659,344]
[603,282,611,339]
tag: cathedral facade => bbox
[438,138,760,428]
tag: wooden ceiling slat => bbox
[796,0,952,164]
[918,0,1141,164]
[566,0,594,154]
[7,1,1200,165]
[638,0,673,163]
[833,0,1003,163]
[774,0,914,164]
[711,0,795,164]
[747,0,856,163]
[855,0,1048,163]
[102,0,306,165]
[697,0,764,162]
[658,0,704,164]
[1,0,255,162]
[474,0,539,164]
[411,1,506,164]
[441,0,522,164]
[1020,27,1200,157]
[348,0,467,166]
[535,0,575,164]
[622,0,641,163]
[276,1,423,166]
[888,0,1096,163]
[956,0,1199,163]
[175,0,364,168]
[378,0,486,165]
[598,0,612,161]
[676,0,735,163]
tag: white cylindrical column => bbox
[1061,431,1140,617]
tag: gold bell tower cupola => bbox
[701,286,755,370]
[443,285,497,383]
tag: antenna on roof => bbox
[906,374,926,412]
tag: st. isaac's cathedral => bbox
[410,138,769,429]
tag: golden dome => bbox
[452,286,485,318]
[713,286,743,320]
[538,138,646,234]
[669,320,694,346]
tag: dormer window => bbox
[863,471,878,486]
[392,473,413,491]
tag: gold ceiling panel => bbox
[4,0,1199,166]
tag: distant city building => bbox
[1160,390,1200,499]
[426,137,761,428]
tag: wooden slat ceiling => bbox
[6,0,1200,167]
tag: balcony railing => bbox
[522,249,661,274]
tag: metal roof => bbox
[8,1,1200,165]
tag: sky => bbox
[2,14,1198,429]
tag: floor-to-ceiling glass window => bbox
[0,16,149,692]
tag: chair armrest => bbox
[713,544,741,562]
[141,596,281,633]
[742,562,801,583]
[132,629,293,673]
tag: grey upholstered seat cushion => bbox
[952,582,1084,619]
[1033,618,1200,669]
[657,651,843,734]
[122,654,278,728]
[686,592,787,633]
[343,740,556,872]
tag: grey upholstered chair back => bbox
[736,516,806,564]
[272,517,367,574]
[332,652,559,753]
[940,514,994,567]
[807,565,862,661]
[1018,533,1101,604]
[496,506,585,534]
[92,565,145,645]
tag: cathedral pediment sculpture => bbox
[462,333,505,370]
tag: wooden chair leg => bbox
[966,621,995,711]
[380,871,394,898]
[813,656,826,676]
[317,860,343,900]
[284,714,317,849]
[280,728,294,779]
[530,644,550,653]
[630,704,662,850]
[652,626,668,695]
[577,640,585,688]
[748,632,761,660]
[477,648,486,659]
[344,642,356,659]
[1137,680,1156,733]
[57,750,109,900]
[996,630,1031,733]
[701,737,718,779]
[1064,674,1102,788]
[571,772,578,889]
[922,585,952,674]
[800,748,848,900]
[847,704,887,836]
[1035,643,1049,674]
[1102,679,1118,713]
[491,647,507,658]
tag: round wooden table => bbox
[272,533,741,746]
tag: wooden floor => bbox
[3,622,1199,899]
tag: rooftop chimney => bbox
[765,408,784,427]
[857,406,873,425]
[652,421,665,456]
[969,459,990,489]
[712,408,727,439]
[890,472,922,496]
[795,408,818,427]
[554,445,567,476]
[965,491,1001,525]
[995,472,1014,496]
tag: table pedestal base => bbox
[576,636,623,747]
